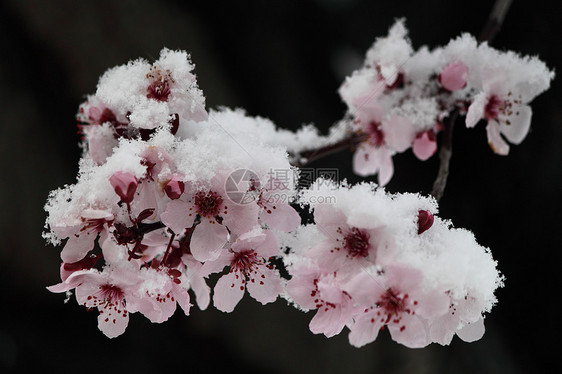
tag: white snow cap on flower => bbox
[95,48,206,129]
[285,179,502,347]
[366,19,413,85]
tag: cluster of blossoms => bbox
[44,21,550,347]
[281,181,501,347]
[340,20,554,185]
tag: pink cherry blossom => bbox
[51,208,113,263]
[439,61,469,91]
[351,103,416,185]
[286,266,356,338]
[133,267,191,324]
[346,264,449,348]
[48,266,143,338]
[208,230,282,312]
[429,294,486,345]
[309,203,392,272]
[161,172,259,262]
[465,80,532,155]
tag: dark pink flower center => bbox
[484,95,505,121]
[343,228,371,258]
[147,68,172,102]
[99,284,125,302]
[378,288,407,319]
[367,122,385,147]
[232,249,259,273]
[81,217,111,234]
[194,190,223,217]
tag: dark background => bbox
[1,0,560,373]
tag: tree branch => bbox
[479,0,514,43]
[431,111,457,201]
[293,131,365,167]
[431,0,513,201]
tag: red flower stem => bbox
[161,232,176,266]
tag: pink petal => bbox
[412,131,437,161]
[61,233,96,263]
[343,271,386,306]
[161,199,196,235]
[222,201,260,236]
[353,144,379,177]
[376,147,394,186]
[285,274,317,309]
[131,182,158,220]
[213,271,245,313]
[415,290,450,319]
[252,230,280,258]
[97,305,129,338]
[457,317,485,342]
[465,93,487,128]
[499,104,532,144]
[190,220,228,262]
[439,61,469,91]
[388,314,429,348]
[172,284,192,315]
[486,121,510,155]
[382,115,415,152]
[260,202,301,232]
[247,266,282,305]
[348,311,384,347]
[309,305,350,338]
[314,203,346,231]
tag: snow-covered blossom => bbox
[45,25,521,347]
[339,20,553,184]
[281,180,502,347]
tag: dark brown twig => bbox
[431,0,513,201]
[293,131,366,167]
[431,111,457,201]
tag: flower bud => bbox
[164,176,185,200]
[417,210,434,234]
[109,171,138,204]
[439,61,469,91]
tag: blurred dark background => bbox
[1,0,560,373]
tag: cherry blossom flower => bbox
[51,208,113,263]
[465,79,532,155]
[308,203,391,272]
[429,294,487,345]
[205,229,282,312]
[351,103,416,185]
[48,266,143,338]
[346,265,449,348]
[286,265,356,338]
[161,172,259,261]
